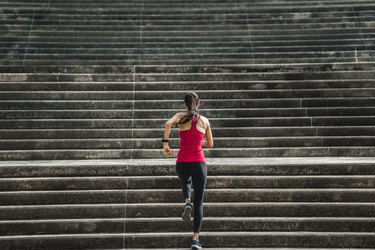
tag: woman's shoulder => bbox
[198,114,210,125]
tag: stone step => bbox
[2,50,373,60]
[1,32,375,43]
[1,89,374,100]
[3,56,374,64]
[2,37,374,47]
[2,0,374,8]
[1,107,375,119]
[3,22,375,32]
[2,15,374,26]
[3,158,374,177]
[0,116,374,129]
[1,137,375,150]
[4,45,374,55]
[2,49,373,61]
[4,106,375,118]
[2,71,374,82]
[0,147,374,160]
[2,79,374,91]
[3,54,373,65]
[0,127,374,139]
[1,98,374,109]
[1,217,374,235]
[2,175,374,191]
[3,6,374,17]
[3,18,373,27]
[12,51,375,59]
[3,24,373,35]
[1,189,375,205]
[0,231,374,249]
[1,202,375,220]
[3,57,373,66]
[0,9,374,22]
[1,63,375,74]
[2,6,374,17]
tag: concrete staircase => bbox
[1,0,375,249]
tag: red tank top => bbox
[176,114,206,163]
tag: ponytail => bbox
[177,92,200,126]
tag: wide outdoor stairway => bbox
[1,0,375,249]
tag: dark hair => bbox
[177,92,200,126]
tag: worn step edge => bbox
[1,217,375,235]
[2,175,375,191]
[0,147,375,160]
[1,202,375,215]
[2,189,375,205]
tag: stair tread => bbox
[1,157,374,167]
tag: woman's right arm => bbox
[203,120,214,148]
[163,113,182,156]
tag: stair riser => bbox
[2,190,375,205]
[1,137,375,150]
[3,53,374,62]
[1,204,375,220]
[2,50,372,58]
[1,90,375,100]
[2,30,373,39]
[1,162,374,178]
[2,108,375,119]
[2,1,374,9]
[0,117,374,129]
[0,98,374,109]
[2,176,374,191]
[2,72,375,82]
[2,39,374,53]
[2,15,374,26]
[3,46,375,57]
[1,148,375,159]
[4,57,372,65]
[2,81,374,91]
[2,10,375,21]
[1,127,374,139]
[1,219,374,235]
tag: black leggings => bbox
[176,162,207,233]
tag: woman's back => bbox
[177,114,206,163]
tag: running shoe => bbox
[182,203,193,221]
[191,239,203,249]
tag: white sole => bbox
[191,245,203,250]
[182,205,192,221]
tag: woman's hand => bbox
[163,143,172,156]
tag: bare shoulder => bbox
[199,115,209,122]
[198,115,210,127]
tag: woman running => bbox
[162,92,214,249]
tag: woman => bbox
[163,92,214,250]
